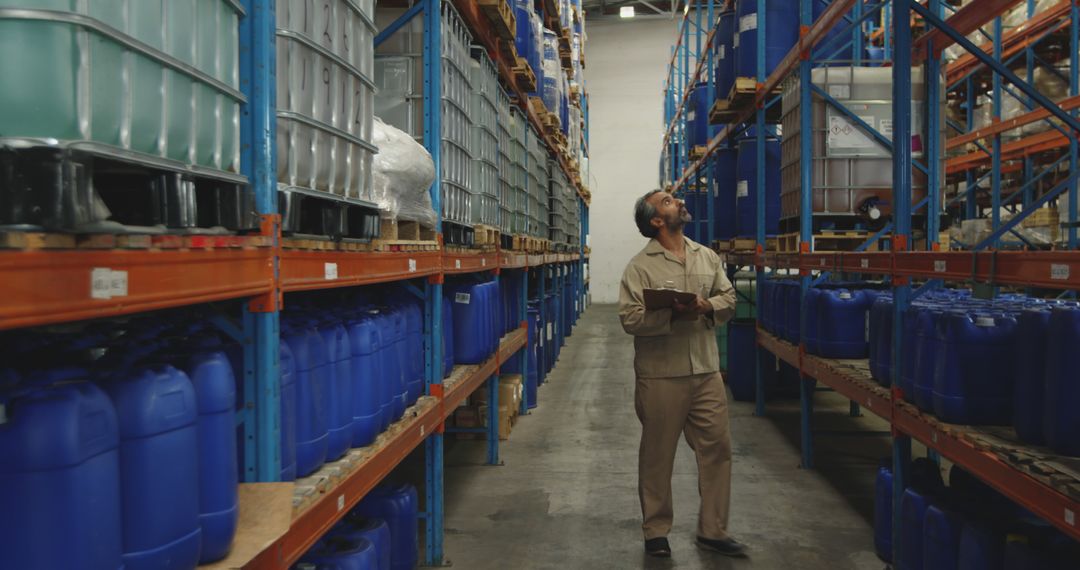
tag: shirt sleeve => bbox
[705,256,737,326]
[618,263,673,336]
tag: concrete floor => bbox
[442,304,893,569]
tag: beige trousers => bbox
[634,371,732,541]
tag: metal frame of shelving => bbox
[0,0,588,567]
[661,0,1080,565]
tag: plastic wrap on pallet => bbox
[542,29,560,114]
[372,117,437,227]
[530,12,546,98]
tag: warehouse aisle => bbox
[442,304,889,569]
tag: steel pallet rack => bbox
[0,1,588,568]
[661,0,1080,565]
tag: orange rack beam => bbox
[946,94,1080,151]
[0,239,274,331]
[279,250,443,292]
[946,129,1071,175]
[781,250,1080,290]
[913,0,1024,60]
[442,250,500,274]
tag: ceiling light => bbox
[620,6,635,18]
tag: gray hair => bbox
[634,190,664,238]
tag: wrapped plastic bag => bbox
[372,116,438,227]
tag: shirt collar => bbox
[645,236,701,255]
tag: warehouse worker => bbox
[618,189,744,559]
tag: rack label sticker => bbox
[455,293,471,304]
[547,322,553,341]
[109,271,129,298]
[324,262,338,280]
[91,268,112,299]
[860,258,869,269]
[819,259,826,267]
[91,268,128,300]
[408,259,417,273]
[737,180,749,198]
[718,45,726,60]
[337,495,345,512]
[455,259,462,269]
[739,13,757,33]
[934,260,947,273]
[1051,264,1070,280]
[1066,508,1075,526]
[482,258,487,267]
[733,29,739,48]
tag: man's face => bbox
[647,192,691,233]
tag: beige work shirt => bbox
[618,237,737,379]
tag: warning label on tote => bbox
[827,115,877,149]
[455,293,471,304]
[739,13,757,33]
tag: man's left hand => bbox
[673,295,712,316]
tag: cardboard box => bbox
[500,374,524,411]
[472,375,524,412]
[479,404,515,440]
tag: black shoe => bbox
[644,537,672,558]
[696,536,747,557]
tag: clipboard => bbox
[643,288,698,311]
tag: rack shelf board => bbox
[0,243,274,331]
[757,329,893,418]
[241,329,526,569]
[279,250,442,292]
[756,329,1080,543]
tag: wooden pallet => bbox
[379,218,438,242]
[477,0,515,40]
[777,232,801,253]
[284,236,438,253]
[517,236,550,253]
[496,38,517,63]
[558,27,572,52]
[528,96,559,131]
[728,236,779,252]
[363,240,439,253]
[708,76,783,125]
[474,224,501,248]
[511,56,537,92]
[559,47,573,68]
[812,230,887,253]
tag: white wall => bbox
[584,16,677,303]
